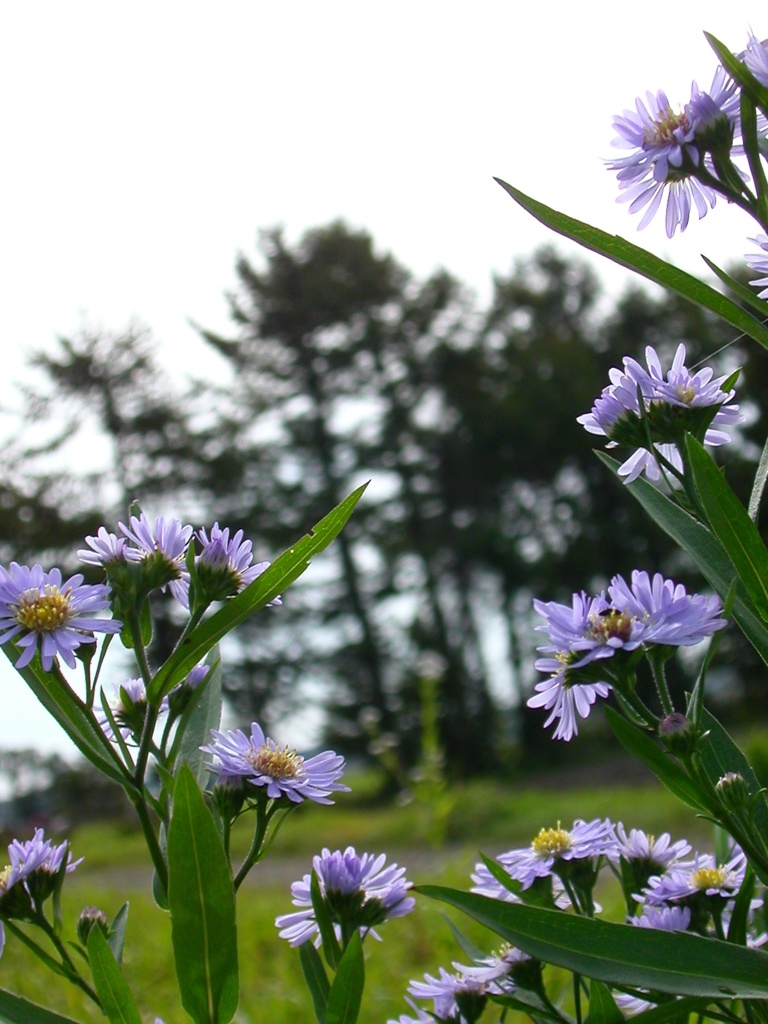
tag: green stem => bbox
[234,801,277,890]
[129,792,168,894]
[648,652,674,716]
[572,973,582,1024]
[35,915,103,1008]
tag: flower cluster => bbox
[608,67,738,237]
[578,342,742,484]
[529,570,725,740]
[0,829,81,958]
[275,847,414,947]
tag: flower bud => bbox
[658,712,697,756]
[77,906,109,945]
[716,771,749,811]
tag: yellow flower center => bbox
[675,384,697,405]
[247,743,303,780]
[644,106,690,148]
[692,866,729,890]
[588,609,633,644]
[532,823,572,858]
[0,865,12,891]
[15,586,72,634]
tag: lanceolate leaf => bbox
[87,927,141,1024]
[686,435,768,621]
[595,453,768,666]
[176,647,223,788]
[148,483,368,701]
[494,179,768,352]
[585,981,623,1024]
[299,942,330,1024]
[167,765,238,1024]
[324,932,365,1024]
[416,887,768,998]
[701,256,768,321]
[0,989,82,1024]
[1,647,128,785]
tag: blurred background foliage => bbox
[1,222,766,788]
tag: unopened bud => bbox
[658,713,696,756]
[77,906,109,945]
[716,771,749,811]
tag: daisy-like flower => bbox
[745,232,768,299]
[0,828,81,919]
[528,591,647,740]
[643,848,747,905]
[201,722,349,804]
[608,69,737,237]
[407,967,487,1022]
[0,563,121,671]
[119,513,193,608]
[96,678,167,741]
[453,943,530,990]
[483,819,617,892]
[275,847,414,946]
[633,904,692,931]
[611,826,691,871]
[78,527,128,566]
[608,571,726,647]
[195,523,281,606]
[386,999,433,1024]
[578,343,742,484]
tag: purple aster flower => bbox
[610,826,691,870]
[453,943,530,989]
[528,591,648,740]
[275,847,414,947]
[202,722,349,804]
[578,343,742,483]
[78,527,128,566]
[119,513,193,608]
[0,829,81,915]
[644,847,747,905]
[481,819,617,892]
[195,523,281,606]
[96,678,167,741]
[608,70,737,237]
[386,999,433,1024]
[408,967,487,1021]
[745,34,768,87]
[609,570,726,646]
[633,904,692,931]
[0,563,121,671]
[745,232,768,298]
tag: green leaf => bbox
[299,941,330,1024]
[311,870,342,972]
[728,866,756,945]
[176,647,223,788]
[0,989,82,1024]
[148,483,368,702]
[324,931,365,1024]
[701,256,768,322]
[686,435,768,621]
[604,708,709,813]
[748,432,768,523]
[416,887,768,998]
[441,914,487,963]
[87,927,141,1024]
[495,179,768,352]
[167,764,238,1024]
[1,648,128,785]
[705,33,768,115]
[108,902,129,967]
[585,981,624,1024]
[596,452,768,666]
[152,820,169,911]
[629,997,714,1024]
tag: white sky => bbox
[0,1,764,760]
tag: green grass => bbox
[0,774,716,1024]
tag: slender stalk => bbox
[234,801,279,889]
[130,793,168,894]
[648,652,674,716]
[34,915,103,1007]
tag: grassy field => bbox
[0,772,718,1024]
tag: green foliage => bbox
[167,766,239,1024]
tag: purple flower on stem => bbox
[0,828,81,925]
[578,343,742,484]
[407,967,487,1022]
[0,563,121,671]
[482,819,618,892]
[78,528,128,567]
[644,848,747,905]
[608,571,726,646]
[275,847,414,946]
[119,513,193,608]
[96,678,167,741]
[608,70,737,237]
[195,523,281,605]
[202,722,349,804]
[745,34,768,87]
[610,826,691,871]
[633,904,692,931]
